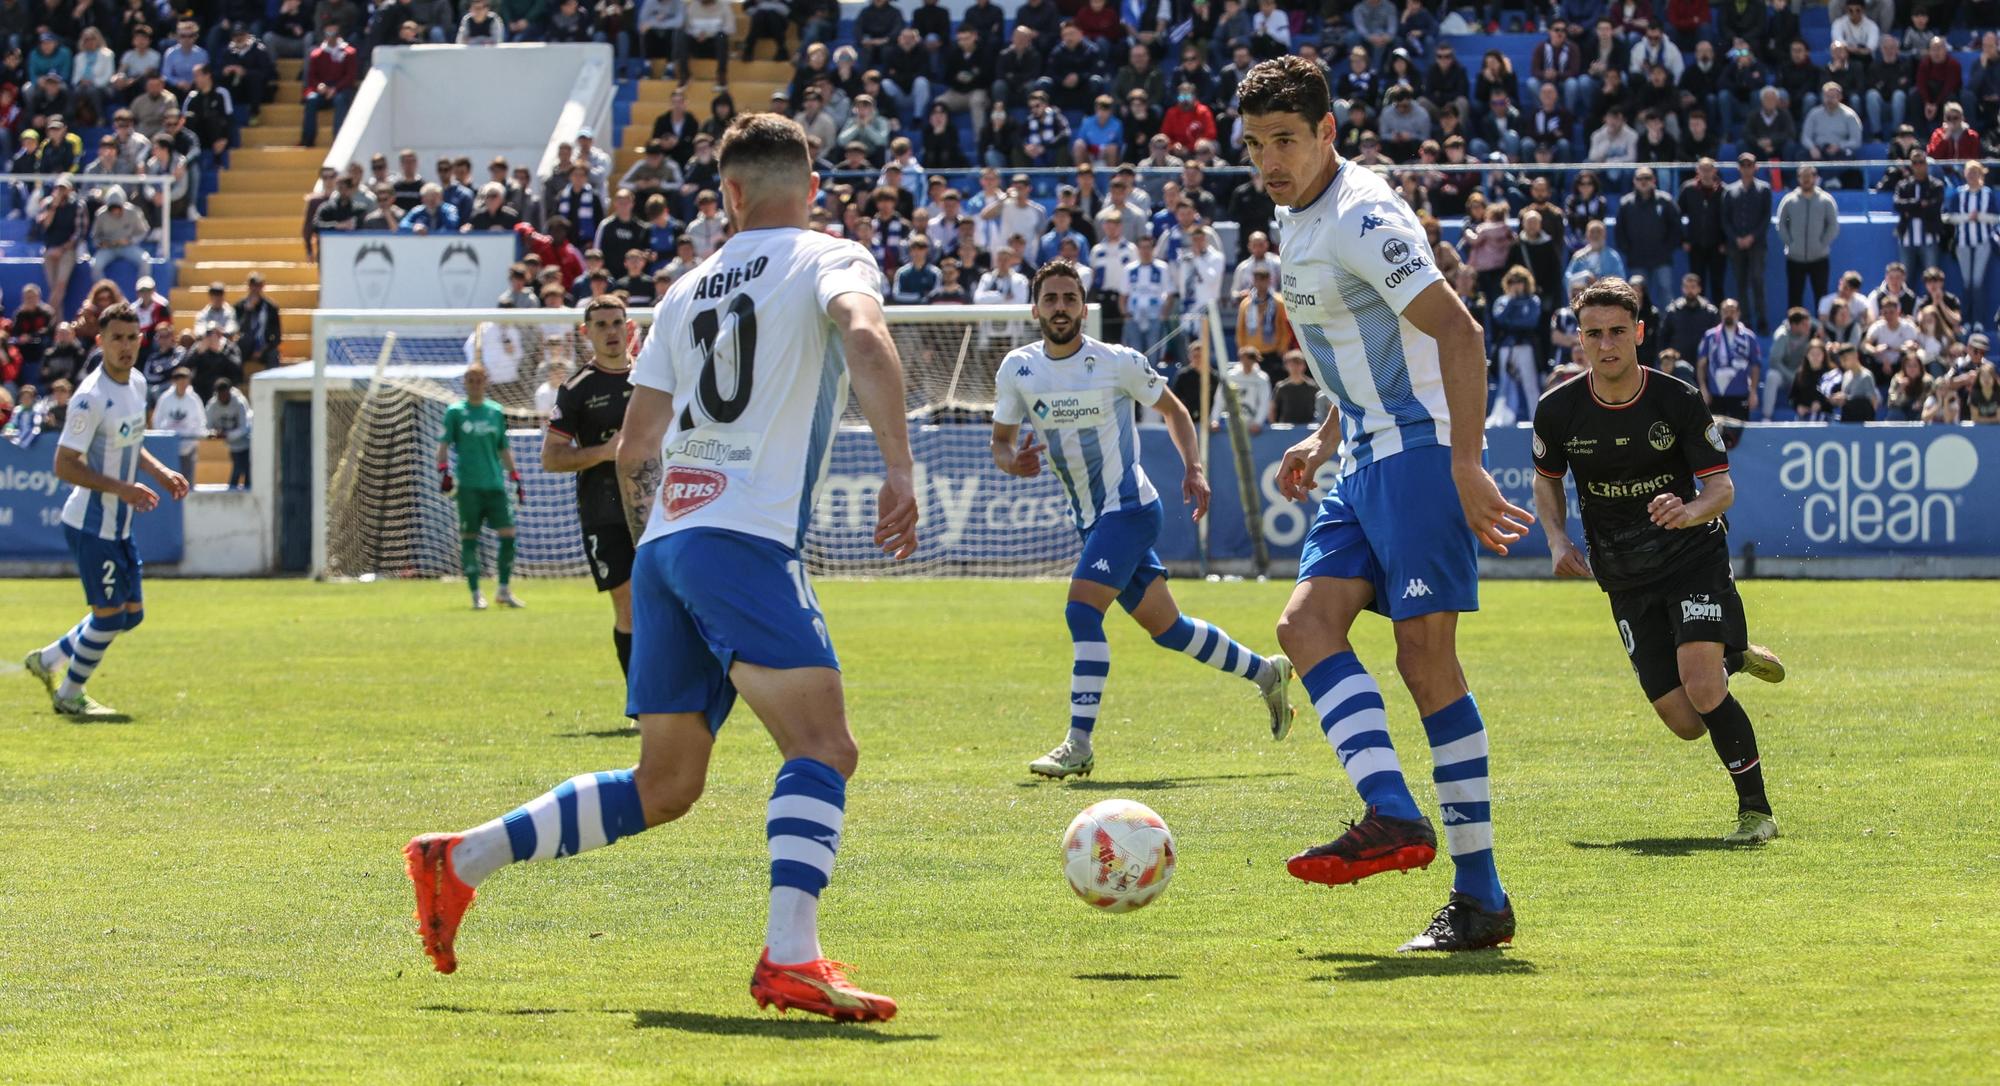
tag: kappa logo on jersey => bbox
[1680,596,1723,623]
[1017,365,1033,377]
[1381,237,1411,264]
[662,467,727,520]
[1359,212,1389,236]
[1091,558,1112,573]
[1648,420,1677,451]
[1402,578,1433,599]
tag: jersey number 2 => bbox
[682,294,758,429]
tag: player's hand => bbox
[439,468,455,495]
[874,465,920,560]
[160,470,190,500]
[121,481,159,512]
[1550,538,1592,578]
[510,469,525,504]
[1453,463,1535,555]
[1648,491,1700,529]
[1275,434,1332,502]
[1182,465,1210,521]
[1003,434,1044,477]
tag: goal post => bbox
[307,303,1099,581]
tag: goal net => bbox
[311,303,1120,581]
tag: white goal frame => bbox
[306,303,1097,580]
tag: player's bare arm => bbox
[615,384,671,545]
[54,445,158,511]
[1403,280,1535,554]
[1649,470,1734,529]
[1274,408,1341,502]
[829,291,919,561]
[1150,380,1210,520]
[991,422,1044,478]
[540,428,616,473]
[138,447,189,501]
[1531,471,1592,577]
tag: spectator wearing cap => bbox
[132,277,172,337]
[161,20,208,96]
[675,0,734,87]
[574,127,610,194]
[152,364,206,475]
[301,26,357,148]
[220,26,276,114]
[192,283,239,343]
[236,274,282,370]
[34,115,80,174]
[36,175,82,312]
[838,94,890,163]
[89,186,150,282]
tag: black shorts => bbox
[581,523,636,592]
[1606,558,1749,702]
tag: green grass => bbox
[1,577,1996,1084]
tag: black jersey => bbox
[548,363,634,527]
[1532,366,1732,593]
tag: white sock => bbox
[1067,726,1093,750]
[765,886,823,964]
[451,817,515,887]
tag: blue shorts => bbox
[626,527,840,732]
[1074,500,1168,613]
[66,526,143,609]
[1297,444,1479,620]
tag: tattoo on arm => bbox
[622,456,662,544]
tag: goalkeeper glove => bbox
[439,465,454,495]
[510,469,525,505]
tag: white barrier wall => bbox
[324,43,614,183]
[319,233,518,308]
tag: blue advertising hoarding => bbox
[0,434,187,564]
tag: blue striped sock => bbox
[1302,652,1422,822]
[41,615,90,670]
[1067,601,1109,739]
[1152,614,1266,683]
[766,757,846,963]
[1423,694,1506,913]
[57,615,121,698]
[497,769,648,863]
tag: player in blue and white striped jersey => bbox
[22,303,189,718]
[992,259,1294,780]
[1238,57,1537,953]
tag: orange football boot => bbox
[750,951,898,1022]
[404,834,476,974]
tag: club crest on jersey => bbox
[1648,421,1676,451]
[1359,213,1389,236]
[1532,433,1546,459]
[662,467,727,520]
[1381,238,1411,264]
[1705,423,1726,451]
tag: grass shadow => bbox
[1305,951,1535,983]
[1075,972,1180,982]
[69,713,136,725]
[1016,772,1295,792]
[1569,837,1741,856]
[419,1004,575,1016]
[557,727,641,739]
[632,1009,936,1042]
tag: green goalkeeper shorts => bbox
[456,487,514,533]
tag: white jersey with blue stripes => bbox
[1275,160,1452,475]
[632,226,883,551]
[993,334,1166,530]
[58,366,150,541]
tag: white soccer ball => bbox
[1062,799,1176,913]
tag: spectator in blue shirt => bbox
[1697,298,1764,420]
[1564,219,1629,283]
[1073,93,1124,167]
[399,183,462,233]
[889,236,939,303]
[1035,206,1087,266]
[161,20,209,96]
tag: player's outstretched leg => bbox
[1727,644,1787,685]
[1398,693,1516,952]
[1149,614,1294,740]
[45,610,126,718]
[1284,650,1436,885]
[27,613,92,703]
[1031,601,1106,779]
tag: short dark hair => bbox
[1576,278,1640,319]
[98,301,141,330]
[718,112,812,186]
[581,293,627,321]
[1236,56,1331,125]
[1030,258,1088,300]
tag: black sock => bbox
[1700,694,1770,815]
[614,629,632,677]
[1724,650,1744,675]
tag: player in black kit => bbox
[541,294,639,680]
[1530,279,1785,845]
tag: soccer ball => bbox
[1062,799,1176,913]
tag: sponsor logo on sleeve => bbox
[662,466,727,520]
[1705,422,1726,452]
[1381,238,1410,264]
[1532,433,1546,459]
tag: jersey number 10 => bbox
[680,294,758,430]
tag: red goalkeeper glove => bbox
[510,469,524,504]
[438,465,454,494]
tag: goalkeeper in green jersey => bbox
[437,363,525,610]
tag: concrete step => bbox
[192,214,311,237]
[631,78,784,109]
[183,260,320,285]
[226,147,325,171]
[210,192,316,217]
[218,171,317,195]
[171,282,317,311]
[184,238,314,262]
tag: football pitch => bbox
[1,576,1995,1084]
